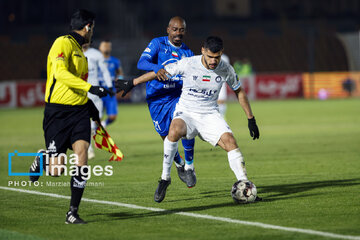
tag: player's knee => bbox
[109,115,116,121]
[221,132,238,151]
[168,125,185,142]
[168,129,181,142]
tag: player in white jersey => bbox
[218,53,230,117]
[83,43,112,159]
[115,36,260,203]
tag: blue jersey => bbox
[137,36,194,101]
[99,56,121,88]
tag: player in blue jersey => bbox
[137,16,196,188]
[99,40,124,127]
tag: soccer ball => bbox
[231,180,257,203]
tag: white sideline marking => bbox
[1,186,359,240]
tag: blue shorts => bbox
[147,97,179,136]
[102,94,118,116]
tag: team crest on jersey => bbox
[56,52,65,60]
[215,76,222,83]
[193,76,198,81]
[171,51,179,57]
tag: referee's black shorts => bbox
[43,102,91,154]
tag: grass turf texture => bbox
[0,99,359,240]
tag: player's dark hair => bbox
[70,9,96,31]
[101,39,111,43]
[203,36,223,53]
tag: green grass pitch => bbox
[0,99,359,240]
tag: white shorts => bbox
[173,105,233,146]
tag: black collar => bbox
[69,32,85,47]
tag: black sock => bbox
[70,166,88,211]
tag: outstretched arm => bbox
[116,56,180,97]
[133,71,158,86]
[115,71,163,97]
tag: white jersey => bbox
[165,55,241,113]
[84,48,112,88]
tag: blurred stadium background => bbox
[1,0,360,107]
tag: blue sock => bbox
[173,151,182,165]
[182,138,194,165]
[106,118,115,126]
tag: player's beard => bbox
[203,57,217,70]
[172,34,183,46]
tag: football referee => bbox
[29,9,112,224]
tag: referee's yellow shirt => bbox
[45,34,91,105]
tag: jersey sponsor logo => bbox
[163,83,176,89]
[193,76,198,81]
[215,76,222,83]
[171,51,179,57]
[202,75,211,82]
[144,47,151,53]
[56,52,65,60]
[189,88,218,97]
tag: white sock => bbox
[219,104,227,117]
[228,148,248,181]
[161,137,178,180]
[184,162,194,171]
